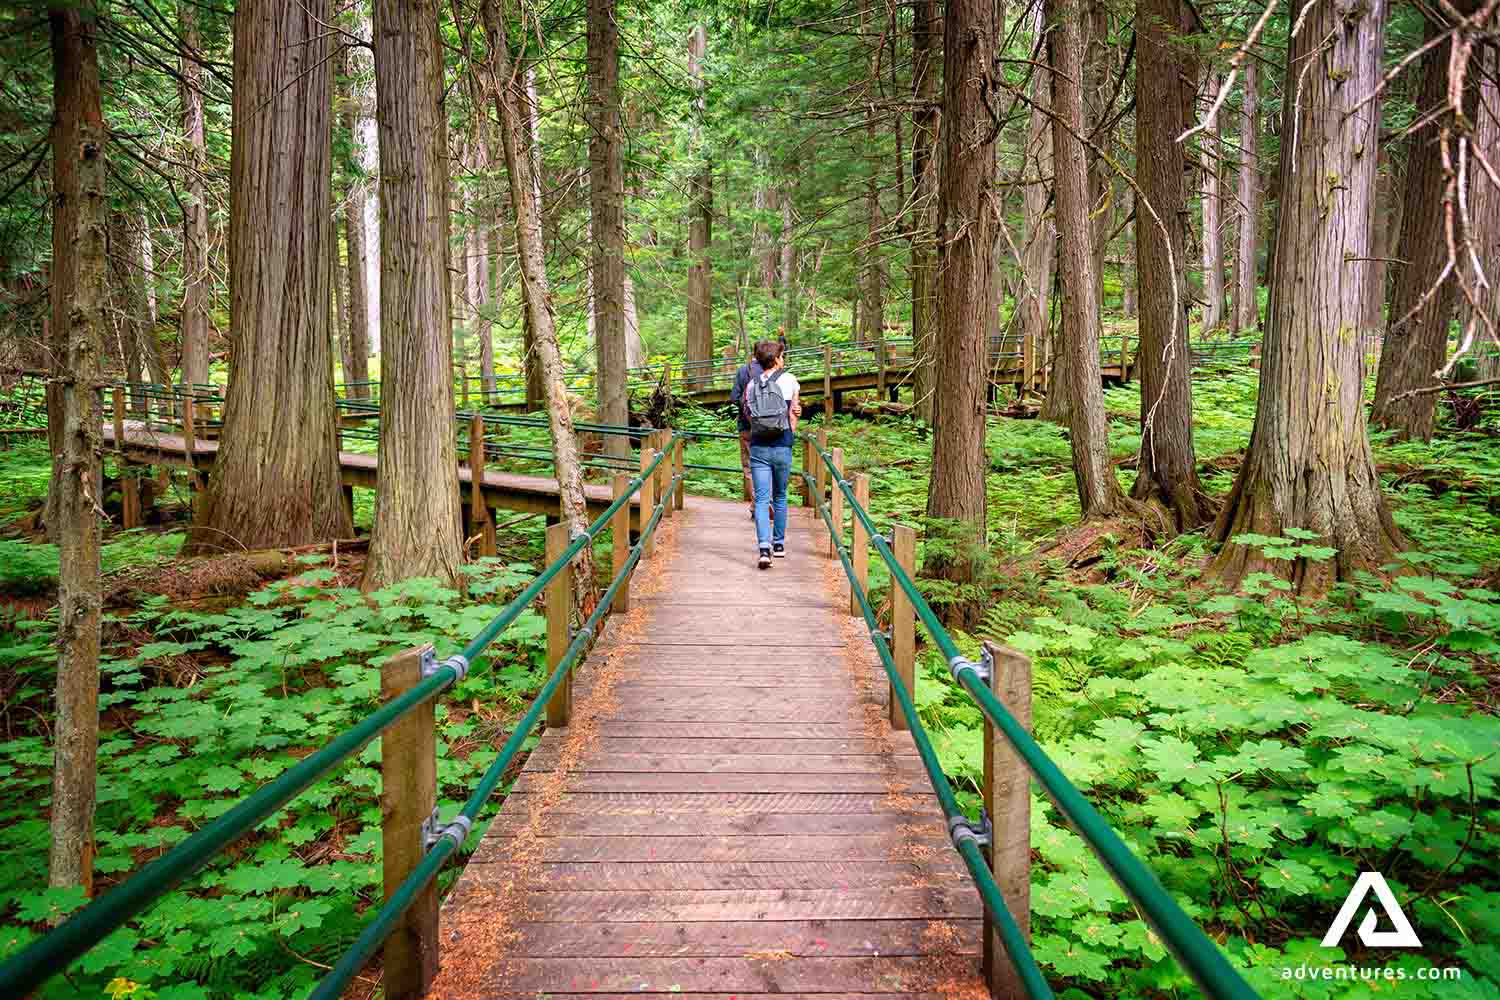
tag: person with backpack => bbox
[729,347,764,515]
[743,339,801,569]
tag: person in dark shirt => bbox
[731,349,763,512]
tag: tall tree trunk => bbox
[1130,0,1205,529]
[686,24,713,377]
[521,68,547,410]
[1050,0,1124,517]
[780,179,799,335]
[909,0,940,423]
[1210,0,1402,593]
[1471,70,1500,381]
[862,0,886,345]
[1083,0,1114,305]
[47,1,106,894]
[364,0,462,588]
[1232,59,1260,333]
[1364,151,1401,337]
[923,0,995,603]
[483,224,500,396]
[111,213,152,386]
[187,0,351,555]
[588,0,627,455]
[333,224,355,385]
[1372,15,1478,441]
[452,187,470,404]
[483,0,597,607]
[1017,13,1053,401]
[178,0,210,388]
[1200,75,1226,333]
[342,44,373,396]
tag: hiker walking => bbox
[730,345,764,514]
[742,339,801,569]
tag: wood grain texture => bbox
[433,497,982,996]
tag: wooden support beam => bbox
[981,640,1033,998]
[380,644,439,1000]
[341,484,355,531]
[111,388,125,452]
[545,522,572,728]
[120,462,141,530]
[801,437,815,510]
[657,431,673,519]
[469,414,496,557]
[822,345,833,420]
[673,436,685,510]
[611,473,631,613]
[827,447,844,559]
[849,473,869,617]
[876,340,887,400]
[639,446,656,559]
[814,428,828,502]
[889,524,916,731]
[1023,331,1036,391]
[1121,330,1131,381]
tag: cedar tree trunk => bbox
[588,0,628,455]
[178,0,210,388]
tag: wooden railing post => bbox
[469,414,496,557]
[1022,331,1036,391]
[657,431,674,519]
[876,340,887,400]
[849,473,869,616]
[801,437,815,509]
[611,473,632,612]
[822,344,833,419]
[111,387,125,451]
[828,447,844,558]
[814,428,828,502]
[662,359,673,395]
[545,522,573,728]
[980,640,1034,998]
[380,644,439,1000]
[1121,330,1131,381]
[673,436,685,510]
[890,524,916,731]
[639,445,656,559]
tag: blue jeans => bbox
[749,444,792,549]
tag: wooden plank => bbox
[456,861,965,893]
[590,721,908,741]
[462,956,981,993]
[536,736,909,756]
[467,917,979,957]
[521,751,922,774]
[484,811,946,838]
[497,791,931,815]
[471,832,953,866]
[611,473,631,613]
[508,772,933,794]
[456,887,981,922]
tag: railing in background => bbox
[802,436,1260,1000]
[0,438,683,1000]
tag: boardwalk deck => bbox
[430,497,985,999]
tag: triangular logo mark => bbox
[1321,872,1422,949]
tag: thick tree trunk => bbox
[178,0,210,388]
[1130,0,1205,530]
[780,182,799,335]
[362,0,462,588]
[47,2,106,894]
[909,0,940,423]
[923,0,994,600]
[624,274,644,368]
[484,0,597,607]
[333,226,355,384]
[1372,17,1478,441]
[588,0,628,455]
[1471,71,1500,381]
[1050,0,1124,517]
[686,25,713,377]
[1364,153,1401,337]
[1210,0,1402,593]
[1232,59,1260,333]
[519,69,546,410]
[187,0,350,555]
[341,45,372,398]
[1200,75,1226,333]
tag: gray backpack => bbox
[743,372,791,442]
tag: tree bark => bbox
[186,0,350,556]
[624,274,645,367]
[47,2,106,894]
[924,0,995,599]
[588,0,628,455]
[110,213,152,387]
[333,222,355,385]
[522,68,547,410]
[1017,10,1053,401]
[483,0,597,607]
[686,25,713,376]
[1200,74,1226,333]
[862,0,886,345]
[909,0,940,423]
[178,0,210,388]
[362,0,462,588]
[1130,0,1205,530]
[1364,151,1401,337]
[1372,15,1479,441]
[341,43,372,398]
[1210,0,1402,593]
[1232,59,1260,333]
[1050,0,1124,518]
[1471,69,1500,381]
[780,181,799,335]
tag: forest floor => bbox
[1,370,1498,999]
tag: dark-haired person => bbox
[742,340,801,568]
[730,343,765,516]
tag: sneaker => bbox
[772,543,786,558]
[758,549,772,570]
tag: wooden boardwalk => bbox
[430,497,985,999]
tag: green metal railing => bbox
[0,439,678,998]
[806,436,1259,1000]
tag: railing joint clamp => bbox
[948,810,993,850]
[948,651,991,686]
[423,650,470,683]
[422,808,473,852]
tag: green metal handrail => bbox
[801,471,1053,999]
[0,441,677,997]
[808,438,1258,1000]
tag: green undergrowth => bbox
[0,555,558,999]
